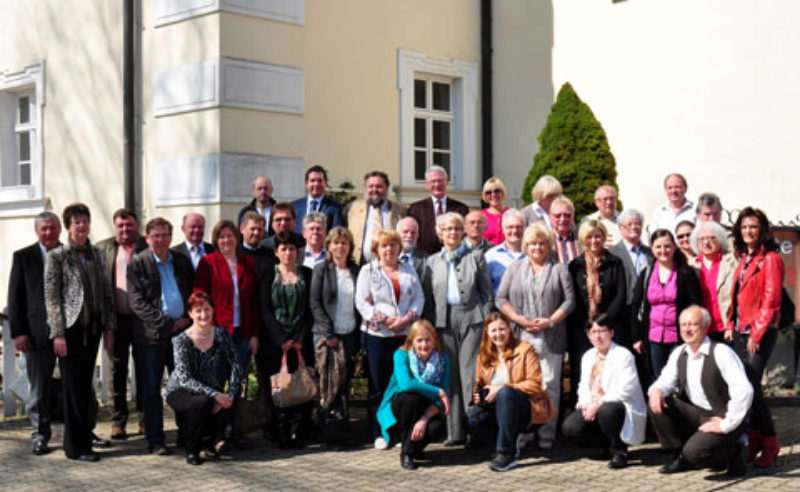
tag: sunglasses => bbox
[485,188,503,195]
[676,233,691,240]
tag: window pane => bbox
[432,121,450,150]
[414,79,426,108]
[414,151,427,181]
[414,118,426,147]
[432,152,450,177]
[432,82,450,111]
[20,163,31,186]
[18,96,30,124]
[18,131,30,161]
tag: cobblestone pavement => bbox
[0,403,798,491]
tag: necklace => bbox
[193,328,214,340]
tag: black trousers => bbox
[25,345,57,443]
[732,329,777,436]
[649,395,740,470]
[166,389,229,454]
[259,344,314,442]
[59,325,101,458]
[109,313,142,428]
[561,401,627,453]
[389,392,445,455]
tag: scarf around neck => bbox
[408,348,445,385]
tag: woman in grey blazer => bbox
[496,222,575,449]
[310,227,361,405]
[44,203,115,461]
[422,212,494,444]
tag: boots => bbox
[747,429,761,462]
[754,434,779,468]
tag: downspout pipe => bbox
[480,0,493,183]
[123,0,136,211]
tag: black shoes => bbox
[608,451,628,469]
[724,442,747,478]
[401,453,418,470]
[68,452,100,462]
[660,455,693,474]
[91,433,112,449]
[149,442,172,456]
[186,452,203,465]
[489,452,518,472]
[32,438,50,456]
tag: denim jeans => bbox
[466,386,531,455]
[136,343,173,445]
[649,341,677,380]
[364,333,404,439]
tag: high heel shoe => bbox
[754,434,779,468]
[747,430,762,462]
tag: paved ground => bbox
[1,402,798,492]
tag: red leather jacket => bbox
[727,248,784,343]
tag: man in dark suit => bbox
[237,175,276,235]
[128,217,194,455]
[406,165,469,255]
[609,209,653,348]
[396,217,427,280]
[7,211,62,455]
[170,212,215,270]
[96,208,148,440]
[291,165,343,234]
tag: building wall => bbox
[552,0,800,224]
[0,0,124,298]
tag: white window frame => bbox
[413,74,454,182]
[0,60,45,213]
[398,49,478,191]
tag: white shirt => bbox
[185,241,207,270]
[38,242,48,262]
[490,355,510,386]
[621,238,648,275]
[306,194,324,213]
[523,201,552,229]
[581,210,622,247]
[431,195,448,216]
[333,267,356,334]
[648,199,696,238]
[362,201,391,262]
[649,337,753,433]
[256,204,272,230]
[444,252,461,306]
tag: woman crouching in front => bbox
[376,320,451,470]
[466,312,556,472]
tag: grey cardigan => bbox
[422,249,494,329]
[310,260,361,338]
[495,258,575,354]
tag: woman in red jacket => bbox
[726,207,783,468]
[194,220,260,383]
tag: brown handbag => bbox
[270,348,318,408]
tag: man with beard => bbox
[345,171,404,264]
[396,216,427,279]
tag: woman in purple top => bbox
[630,229,701,382]
[480,177,511,245]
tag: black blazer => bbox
[238,197,277,236]
[127,248,195,346]
[170,241,216,266]
[630,263,701,345]
[567,252,627,340]
[310,260,361,338]
[260,264,313,347]
[7,243,51,348]
[406,197,470,255]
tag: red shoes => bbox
[753,434,780,468]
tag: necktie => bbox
[400,253,410,264]
[370,205,383,236]
[436,199,443,216]
[310,199,318,212]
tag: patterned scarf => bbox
[408,348,445,385]
[585,252,604,320]
[442,244,468,264]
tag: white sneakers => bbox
[374,437,389,450]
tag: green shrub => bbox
[523,82,621,220]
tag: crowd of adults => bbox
[7,164,787,475]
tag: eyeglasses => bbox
[676,233,691,240]
[485,188,503,195]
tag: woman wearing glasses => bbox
[480,177,511,245]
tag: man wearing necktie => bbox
[345,170,404,264]
[406,165,469,255]
[291,165,343,234]
[170,213,215,271]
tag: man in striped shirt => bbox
[549,196,582,265]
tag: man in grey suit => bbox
[396,217,427,280]
[608,209,653,346]
[7,212,62,455]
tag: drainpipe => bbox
[123,0,137,211]
[480,0,493,183]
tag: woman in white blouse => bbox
[356,229,425,449]
[561,314,646,469]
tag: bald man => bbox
[238,176,276,235]
[170,213,215,270]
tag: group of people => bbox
[7,164,786,476]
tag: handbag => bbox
[233,357,269,437]
[270,348,318,408]
[779,287,796,330]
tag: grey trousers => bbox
[438,308,483,442]
[25,347,57,442]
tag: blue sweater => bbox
[377,349,450,443]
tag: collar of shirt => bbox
[431,195,447,210]
[556,232,576,242]
[242,242,257,251]
[399,250,414,263]
[683,337,711,359]
[622,238,642,253]
[305,248,326,260]
[153,251,173,265]
[38,242,49,262]
[185,241,204,255]
[660,199,695,215]
[307,194,324,211]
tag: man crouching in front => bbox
[648,305,753,477]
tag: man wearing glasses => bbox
[549,196,582,265]
[580,185,622,247]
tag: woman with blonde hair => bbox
[377,320,450,470]
[480,176,511,245]
[466,312,555,472]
